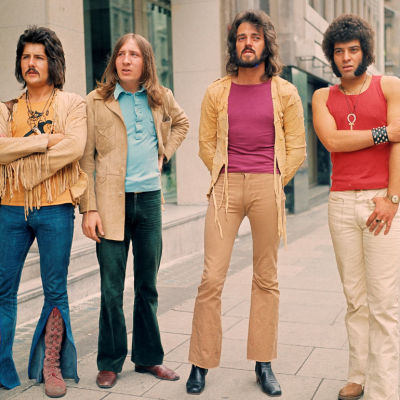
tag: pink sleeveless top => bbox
[223,80,276,173]
[326,75,390,191]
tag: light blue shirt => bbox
[114,83,160,193]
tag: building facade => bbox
[0,0,390,213]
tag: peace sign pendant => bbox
[347,113,356,130]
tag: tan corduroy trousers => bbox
[329,189,400,400]
[188,173,281,369]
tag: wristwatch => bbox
[387,194,400,204]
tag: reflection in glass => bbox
[146,1,176,202]
[110,0,134,47]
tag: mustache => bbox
[241,47,255,55]
[25,67,39,76]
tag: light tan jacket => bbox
[0,90,88,213]
[79,88,189,241]
[199,75,307,244]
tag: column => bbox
[171,0,222,205]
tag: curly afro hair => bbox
[322,14,375,77]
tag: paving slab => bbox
[280,287,346,307]
[9,385,106,400]
[104,394,146,399]
[164,336,312,376]
[158,310,241,335]
[279,302,344,325]
[144,363,322,400]
[278,321,348,349]
[313,378,348,400]
[279,274,344,293]
[172,297,244,316]
[297,348,349,380]
[296,266,342,280]
[67,353,181,397]
[278,264,307,277]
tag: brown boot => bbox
[43,308,67,398]
[338,382,364,400]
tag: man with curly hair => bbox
[313,14,400,400]
[186,9,306,396]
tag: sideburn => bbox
[331,55,370,78]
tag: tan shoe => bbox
[338,382,364,400]
[135,365,180,381]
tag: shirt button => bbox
[118,192,123,197]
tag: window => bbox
[84,0,177,202]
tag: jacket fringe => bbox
[0,153,82,218]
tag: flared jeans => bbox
[329,189,400,400]
[189,173,281,368]
[0,204,78,389]
[96,190,164,373]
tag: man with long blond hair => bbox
[79,33,189,388]
[186,9,306,397]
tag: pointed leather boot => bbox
[43,308,67,398]
[255,362,282,397]
[186,365,208,395]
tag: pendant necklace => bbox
[26,88,55,134]
[341,75,368,130]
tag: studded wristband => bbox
[372,126,389,145]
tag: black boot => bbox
[255,362,282,397]
[186,365,208,395]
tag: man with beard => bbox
[186,10,306,396]
[313,14,400,400]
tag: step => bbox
[16,204,208,325]
[21,240,96,283]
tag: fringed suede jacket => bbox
[0,90,88,214]
[199,76,307,245]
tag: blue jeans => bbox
[0,204,79,389]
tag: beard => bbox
[231,47,268,68]
[331,55,369,78]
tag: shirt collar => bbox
[114,82,146,100]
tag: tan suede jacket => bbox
[79,87,189,241]
[199,75,306,244]
[0,90,88,213]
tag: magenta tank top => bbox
[223,80,276,173]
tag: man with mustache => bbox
[313,14,400,400]
[0,26,87,397]
[186,10,306,396]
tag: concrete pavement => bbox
[1,202,356,400]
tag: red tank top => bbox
[327,75,390,191]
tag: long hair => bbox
[15,26,66,89]
[96,33,164,108]
[322,14,375,77]
[226,10,284,80]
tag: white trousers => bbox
[329,189,400,400]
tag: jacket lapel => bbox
[105,99,125,122]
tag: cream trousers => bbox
[329,189,400,400]
[188,173,281,368]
